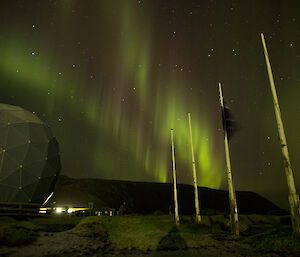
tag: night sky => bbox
[0,0,299,209]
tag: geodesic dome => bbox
[0,103,61,204]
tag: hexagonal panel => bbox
[0,104,61,204]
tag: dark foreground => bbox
[0,215,299,257]
[0,231,292,257]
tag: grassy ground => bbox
[0,214,299,255]
[0,215,81,246]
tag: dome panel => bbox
[23,160,45,178]
[0,113,9,126]
[0,153,20,180]
[6,110,43,124]
[21,168,39,188]
[0,126,9,146]
[0,104,61,204]
[11,123,30,139]
[0,112,20,125]
[1,169,21,188]
[31,142,48,157]
[0,104,22,111]
[5,144,29,163]
[22,180,39,201]
[6,125,28,148]
[11,188,30,202]
[23,143,47,165]
[29,123,48,143]
[0,184,17,202]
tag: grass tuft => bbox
[0,223,38,246]
[69,221,108,239]
[243,227,300,255]
[157,226,187,250]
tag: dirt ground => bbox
[0,231,290,257]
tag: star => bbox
[1,0,299,211]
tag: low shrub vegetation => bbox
[0,213,298,254]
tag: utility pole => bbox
[188,113,201,224]
[218,82,239,236]
[261,32,300,233]
[170,129,180,227]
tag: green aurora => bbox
[0,0,299,209]
[0,1,223,188]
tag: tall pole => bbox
[188,113,201,224]
[261,33,300,233]
[170,129,180,227]
[218,83,239,236]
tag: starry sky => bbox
[0,0,299,209]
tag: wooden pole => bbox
[188,113,201,224]
[218,82,239,236]
[170,129,180,227]
[261,33,300,233]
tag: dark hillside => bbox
[51,176,286,215]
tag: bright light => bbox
[67,208,73,213]
[42,192,54,206]
[56,208,62,213]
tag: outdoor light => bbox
[43,192,54,206]
[39,208,47,214]
[56,208,62,213]
[67,208,73,213]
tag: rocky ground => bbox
[0,215,298,257]
[0,231,291,257]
